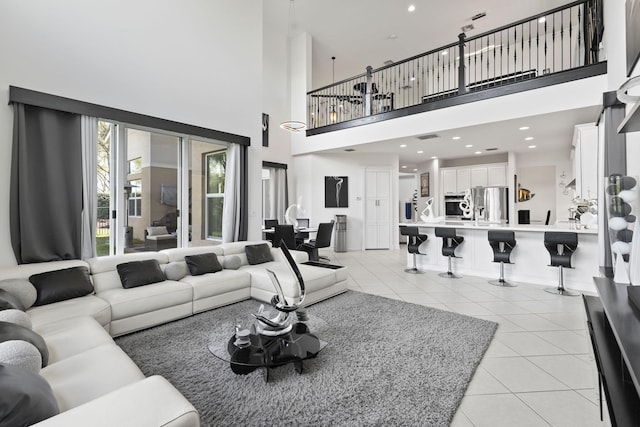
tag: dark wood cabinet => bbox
[583,278,640,427]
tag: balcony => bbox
[306,0,606,136]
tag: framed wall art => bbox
[325,176,348,208]
[420,173,430,197]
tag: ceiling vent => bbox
[485,147,498,151]
[471,12,486,21]
[416,133,439,140]
[344,148,355,152]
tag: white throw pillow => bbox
[0,279,37,309]
[164,262,188,281]
[0,340,42,374]
[223,255,242,270]
[146,226,169,236]
[0,310,32,330]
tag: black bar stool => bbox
[543,232,579,296]
[400,226,428,274]
[488,230,517,287]
[435,227,464,279]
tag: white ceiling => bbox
[264,0,601,169]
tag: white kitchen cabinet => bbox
[470,167,488,187]
[456,168,471,193]
[573,124,598,200]
[364,170,391,249]
[487,165,507,186]
[442,169,457,194]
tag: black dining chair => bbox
[272,225,296,249]
[298,222,334,262]
[264,219,278,229]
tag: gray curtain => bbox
[10,104,83,263]
[221,144,248,242]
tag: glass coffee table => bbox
[208,315,328,382]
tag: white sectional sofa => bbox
[0,240,348,426]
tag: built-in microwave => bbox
[444,194,465,218]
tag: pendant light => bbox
[329,56,338,123]
[279,0,307,133]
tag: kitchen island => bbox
[399,221,600,293]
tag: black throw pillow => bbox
[185,253,223,276]
[0,321,49,367]
[245,243,274,265]
[0,364,59,425]
[117,259,166,289]
[29,267,94,307]
[0,289,25,312]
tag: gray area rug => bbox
[116,291,496,427]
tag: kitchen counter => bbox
[399,220,598,234]
[399,221,600,293]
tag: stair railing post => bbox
[365,65,373,116]
[458,33,467,95]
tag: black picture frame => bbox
[262,113,269,147]
[420,173,429,197]
[627,0,640,76]
[325,176,348,208]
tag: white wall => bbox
[292,152,400,251]
[0,0,264,266]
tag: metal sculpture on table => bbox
[459,189,473,219]
[253,242,306,336]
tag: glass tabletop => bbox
[208,313,329,370]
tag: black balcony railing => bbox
[306,0,604,131]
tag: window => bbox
[128,180,142,217]
[204,150,226,239]
[128,157,142,174]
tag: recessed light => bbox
[413,168,418,172]
[431,156,437,159]
[525,137,534,141]
[408,5,416,12]
[519,126,529,130]
[400,144,407,148]
[538,17,546,24]
[402,165,407,169]
[442,50,448,56]
[475,151,482,154]
[417,150,424,154]
[465,144,473,148]
[452,136,461,140]
[528,145,537,149]
[386,34,397,40]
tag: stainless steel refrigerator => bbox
[472,186,509,223]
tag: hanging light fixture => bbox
[329,56,338,123]
[279,0,307,133]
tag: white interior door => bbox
[364,169,391,249]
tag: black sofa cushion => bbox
[185,253,223,276]
[0,289,25,312]
[29,267,94,307]
[245,243,274,265]
[117,259,166,289]
[0,364,59,425]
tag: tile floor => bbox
[323,247,611,427]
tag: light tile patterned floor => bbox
[323,247,611,427]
